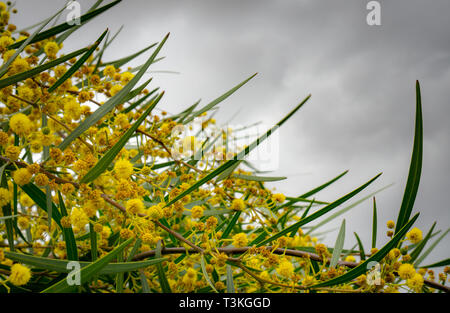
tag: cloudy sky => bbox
[13,0,450,263]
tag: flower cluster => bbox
[0,1,447,294]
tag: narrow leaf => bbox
[330,219,346,268]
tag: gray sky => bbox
[13,0,450,264]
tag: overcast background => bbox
[13,0,450,264]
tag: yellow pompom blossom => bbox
[114,158,134,179]
[5,145,21,160]
[9,113,32,136]
[406,227,423,244]
[406,273,424,291]
[277,259,294,278]
[232,232,248,247]
[12,168,32,186]
[0,187,10,207]
[345,255,356,263]
[70,207,89,230]
[386,220,395,229]
[120,71,134,84]
[191,205,204,219]
[126,198,144,215]
[9,263,32,286]
[103,65,116,77]
[398,263,416,280]
[109,84,123,97]
[230,198,245,211]
[17,216,30,229]
[272,193,286,203]
[44,41,59,58]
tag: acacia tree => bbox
[0,1,448,293]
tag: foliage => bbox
[0,1,448,293]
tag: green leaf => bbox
[58,33,169,151]
[420,258,450,268]
[20,183,62,227]
[354,232,366,261]
[42,237,134,293]
[47,30,108,93]
[139,269,151,293]
[222,211,241,239]
[164,94,311,208]
[201,255,218,293]
[89,223,98,262]
[0,47,89,89]
[155,240,171,293]
[126,238,142,262]
[8,0,122,50]
[1,172,14,251]
[253,173,381,247]
[80,92,163,183]
[372,197,377,248]
[395,81,423,233]
[226,264,235,293]
[0,214,19,221]
[409,222,436,264]
[100,42,158,68]
[231,174,287,182]
[288,199,315,237]
[184,73,258,124]
[58,192,78,261]
[4,250,166,274]
[122,78,153,104]
[122,88,158,114]
[306,185,391,235]
[311,213,419,288]
[0,5,66,78]
[415,228,449,267]
[330,219,346,268]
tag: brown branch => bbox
[132,245,450,293]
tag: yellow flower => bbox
[126,198,144,215]
[230,198,245,211]
[345,255,356,262]
[19,193,34,207]
[141,232,154,243]
[406,227,422,244]
[232,232,248,247]
[0,187,10,207]
[17,216,29,229]
[191,205,204,219]
[12,168,32,186]
[406,273,424,291]
[398,263,416,280]
[9,263,32,286]
[103,65,116,77]
[10,57,29,74]
[63,97,81,121]
[10,113,32,136]
[386,220,395,229]
[44,41,59,58]
[120,71,134,84]
[272,193,286,203]
[34,173,49,186]
[70,207,89,230]
[277,259,294,278]
[114,158,134,179]
[109,84,123,97]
